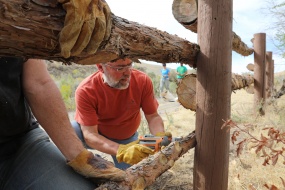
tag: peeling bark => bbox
[0,0,199,66]
[95,132,196,190]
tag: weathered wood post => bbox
[193,0,232,189]
[271,59,275,90]
[253,33,266,115]
[265,51,273,100]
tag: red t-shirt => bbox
[75,69,158,140]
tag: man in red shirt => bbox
[72,58,169,169]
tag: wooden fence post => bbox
[265,51,273,100]
[253,33,266,115]
[271,59,274,90]
[193,0,232,189]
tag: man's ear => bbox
[97,64,104,72]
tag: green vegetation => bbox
[48,61,96,111]
[266,1,285,58]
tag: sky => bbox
[107,0,285,74]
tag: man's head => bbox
[97,58,133,89]
[162,63,166,67]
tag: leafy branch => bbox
[221,119,285,189]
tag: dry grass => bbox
[146,89,285,190]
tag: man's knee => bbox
[71,121,84,142]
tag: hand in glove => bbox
[58,0,112,58]
[155,131,172,138]
[116,140,155,165]
[68,149,125,183]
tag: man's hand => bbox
[58,0,112,58]
[116,140,155,165]
[68,149,125,183]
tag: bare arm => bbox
[145,112,164,135]
[22,59,84,161]
[81,124,119,156]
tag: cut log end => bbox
[176,74,197,110]
[177,73,254,111]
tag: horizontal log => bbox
[246,63,254,71]
[232,32,254,56]
[95,132,196,190]
[0,0,199,66]
[172,0,254,56]
[177,73,254,110]
[172,0,198,33]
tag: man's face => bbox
[100,58,133,89]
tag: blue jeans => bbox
[160,78,170,92]
[71,121,138,170]
[0,127,96,190]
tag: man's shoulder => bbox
[131,69,151,83]
[132,69,147,76]
[78,71,101,88]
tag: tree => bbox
[266,1,285,58]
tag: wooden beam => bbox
[0,0,199,66]
[265,51,273,99]
[194,0,232,189]
[95,132,196,190]
[253,33,266,115]
[172,0,253,56]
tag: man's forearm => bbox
[23,59,84,161]
[145,113,164,135]
[27,80,84,160]
[82,128,120,156]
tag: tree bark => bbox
[95,132,196,190]
[0,0,199,66]
[172,0,254,56]
[177,73,254,111]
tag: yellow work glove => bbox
[155,131,172,138]
[58,0,112,58]
[68,149,125,183]
[116,140,155,165]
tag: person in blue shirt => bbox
[160,63,171,97]
[176,63,188,84]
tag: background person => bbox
[159,63,171,97]
[176,63,188,84]
[71,58,171,170]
